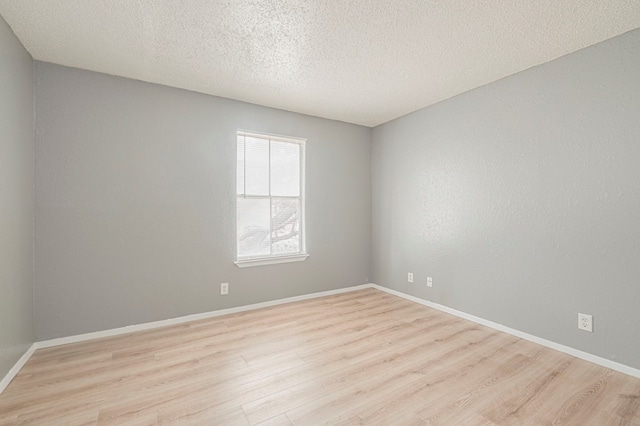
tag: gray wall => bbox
[35,62,371,340]
[372,29,640,369]
[0,16,34,378]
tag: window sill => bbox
[234,254,309,268]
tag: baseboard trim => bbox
[4,282,637,395]
[36,284,373,349]
[0,343,37,394]
[1,284,372,394]
[370,283,640,379]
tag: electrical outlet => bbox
[407,272,414,283]
[578,313,592,332]
[427,276,433,287]
[220,282,229,295]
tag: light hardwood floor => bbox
[1,288,639,425]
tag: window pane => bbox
[236,135,245,195]
[271,141,300,196]
[271,198,300,255]
[237,198,271,257]
[245,136,269,196]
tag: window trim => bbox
[235,130,307,267]
[234,253,309,268]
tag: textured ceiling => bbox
[1,1,639,127]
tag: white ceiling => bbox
[1,1,639,127]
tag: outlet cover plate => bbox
[427,276,433,287]
[407,273,413,283]
[221,282,229,295]
[578,313,593,332]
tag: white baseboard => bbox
[0,343,37,394]
[3,282,637,395]
[36,284,373,349]
[370,283,640,379]
[0,284,372,394]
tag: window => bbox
[235,131,307,267]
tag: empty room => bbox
[1,1,640,425]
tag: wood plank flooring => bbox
[1,288,639,425]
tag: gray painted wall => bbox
[35,62,371,340]
[372,29,640,369]
[0,16,34,378]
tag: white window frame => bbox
[235,130,308,268]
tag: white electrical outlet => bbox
[427,276,433,287]
[407,272,414,283]
[220,282,229,295]
[578,313,593,332]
